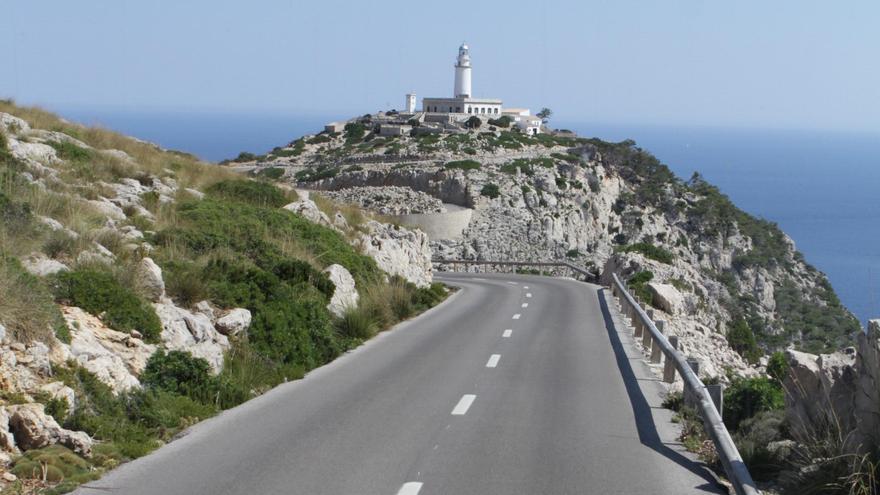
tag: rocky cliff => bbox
[238,116,861,381]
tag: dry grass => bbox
[0,258,60,343]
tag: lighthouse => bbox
[453,43,472,98]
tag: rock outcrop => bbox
[323,264,358,317]
[359,220,432,288]
[154,302,230,373]
[784,320,880,454]
[214,308,252,336]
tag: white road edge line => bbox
[512,314,521,319]
[397,482,423,495]
[452,394,476,415]
[521,303,528,308]
[486,354,501,368]
[502,329,512,338]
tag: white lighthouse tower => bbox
[453,43,472,98]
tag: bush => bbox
[464,116,482,129]
[727,319,761,364]
[206,179,290,208]
[445,159,481,171]
[52,269,161,342]
[620,242,674,264]
[723,376,784,431]
[627,270,654,302]
[344,123,366,143]
[480,183,500,199]
[255,167,284,180]
[766,351,788,382]
[141,350,214,400]
[733,409,787,481]
[487,116,511,128]
[46,140,92,162]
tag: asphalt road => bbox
[76,273,722,495]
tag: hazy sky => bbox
[3,0,879,132]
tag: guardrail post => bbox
[650,320,664,363]
[641,310,653,350]
[684,358,700,409]
[707,384,724,416]
[663,335,678,383]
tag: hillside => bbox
[233,114,861,379]
[0,101,444,493]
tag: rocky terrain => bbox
[0,102,438,492]
[237,115,861,382]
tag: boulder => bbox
[854,321,880,451]
[323,264,359,317]
[215,308,252,336]
[283,199,334,229]
[134,257,165,302]
[20,253,69,277]
[7,404,92,457]
[648,283,684,315]
[784,348,858,444]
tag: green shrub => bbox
[206,179,289,208]
[344,123,366,143]
[620,243,674,264]
[727,319,761,364]
[732,409,787,481]
[11,445,98,486]
[52,269,161,342]
[480,183,500,199]
[127,388,217,429]
[255,167,284,180]
[141,350,214,399]
[766,351,788,382]
[487,116,511,128]
[445,159,481,171]
[627,270,654,302]
[464,116,482,129]
[566,249,580,259]
[723,376,783,431]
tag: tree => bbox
[536,107,553,121]
[464,116,482,129]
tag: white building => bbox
[502,108,543,135]
[422,44,504,119]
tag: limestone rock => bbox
[854,321,880,451]
[323,264,359,317]
[648,283,684,315]
[20,252,69,277]
[0,113,30,134]
[0,407,18,454]
[134,257,165,302]
[62,306,156,394]
[214,308,252,336]
[359,220,433,288]
[283,199,334,229]
[7,403,92,456]
[154,302,229,373]
[784,349,858,443]
[324,186,445,215]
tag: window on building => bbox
[456,107,461,112]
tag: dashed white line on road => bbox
[523,286,529,289]
[452,394,476,415]
[397,482,423,495]
[502,329,512,338]
[507,281,518,285]
[526,293,532,298]
[512,314,521,319]
[521,303,528,308]
[486,354,501,368]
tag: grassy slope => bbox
[0,101,447,494]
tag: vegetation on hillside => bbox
[0,101,450,493]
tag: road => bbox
[77,273,722,495]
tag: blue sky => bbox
[3,0,879,133]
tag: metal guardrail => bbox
[431,259,595,280]
[431,258,759,494]
[610,273,759,495]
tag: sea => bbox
[58,109,880,326]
